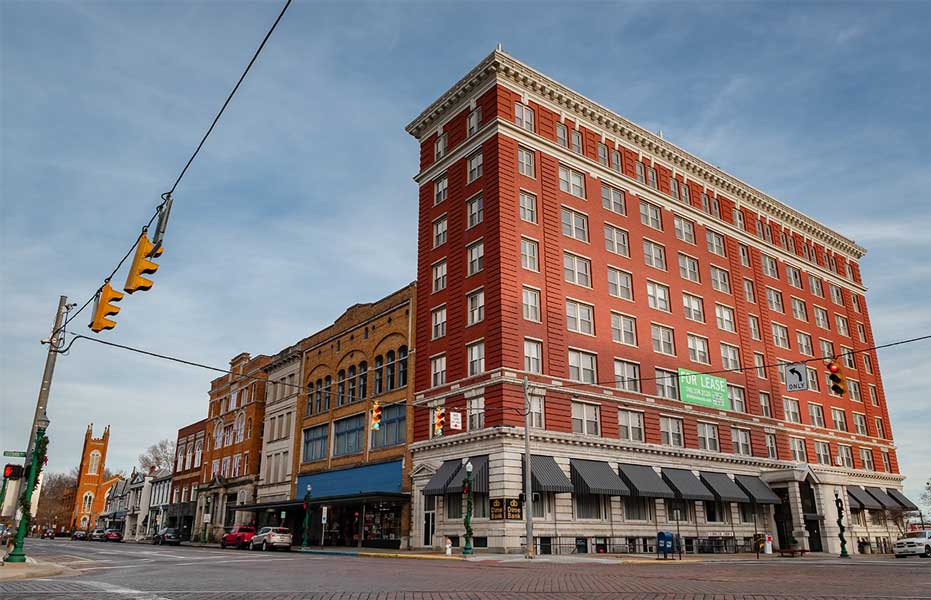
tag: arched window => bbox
[348,366,357,403]
[337,370,346,406]
[398,346,408,388]
[88,450,101,474]
[374,356,383,395]
[176,444,185,472]
[324,376,332,411]
[214,423,223,450]
[82,492,94,512]
[185,443,193,470]
[235,413,245,443]
[80,516,89,529]
[194,440,203,468]
[358,362,368,400]
[385,350,396,390]
[315,380,323,414]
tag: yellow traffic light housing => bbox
[434,407,445,436]
[371,401,382,430]
[89,282,124,332]
[124,230,162,294]
[827,359,847,396]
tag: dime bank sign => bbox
[677,368,730,410]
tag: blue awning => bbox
[296,460,404,500]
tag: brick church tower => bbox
[70,424,119,530]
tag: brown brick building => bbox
[69,424,122,531]
[194,352,270,541]
[165,418,207,540]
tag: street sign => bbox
[785,362,809,392]
[3,451,26,458]
[677,369,730,410]
[449,411,462,431]
[321,506,328,524]
[505,498,523,520]
[489,498,505,520]
[203,513,211,524]
[280,511,286,519]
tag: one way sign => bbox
[784,362,809,392]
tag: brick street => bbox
[1,539,929,599]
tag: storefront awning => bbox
[887,488,919,511]
[847,486,882,510]
[525,455,573,493]
[446,456,489,494]
[295,459,403,501]
[864,486,899,510]
[423,460,463,496]
[662,468,715,501]
[734,475,781,505]
[618,464,674,499]
[699,472,749,503]
[570,459,629,496]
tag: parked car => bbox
[152,527,181,546]
[71,530,88,541]
[250,527,292,551]
[894,531,931,558]
[104,529,123,542]
[89,528,107,541]
[42,529,56,539]
[220,525,256,549]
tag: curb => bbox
[0,561,77,582]
[295,548,464,561]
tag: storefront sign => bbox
[280,511,286,519]
[203,513,211,524]
[505,498,523,520]
[449,411,462,430]
[489,498,505,520]
[677,369,730,410]
[321,506,328,524]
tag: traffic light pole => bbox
[5,426,46,563]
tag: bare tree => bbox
[138,439,176,473]
[36,471,77,531]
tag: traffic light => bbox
[4,464,23,480]
[433,407,445,436]
[124,230,162,294]
[826,359,847,396]
[371,401,382,430]
[89,282,124,332]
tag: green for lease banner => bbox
[677,368,730,410]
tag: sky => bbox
[1,1,929,503]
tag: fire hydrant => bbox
[445,537,452,556]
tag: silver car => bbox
[894,531,931,558]
[250,527,292,551]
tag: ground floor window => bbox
[739,503,755,524]
[704,501,730,523]
[665,499,692,523]
[625,496,653,522]
[472,493,489,518]
[446,493,462,519]
[575,494,605,519]
[532,492,551,518]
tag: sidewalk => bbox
[0,556,75,582]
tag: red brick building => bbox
[406,49,915,554]
[69,424,122,531]
[165,418,206,540]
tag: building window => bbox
[529,395,544,428]
[568,349,597,383]
[766,433,778,459]
[651,324,675,355]
[467,152,483,182]
[468,395,485,430]
[853,413,868,435]
[566,299,595,335]
[881,451,891,472]
[431,306,446,339]
[604,224,629,256]
[514,102,534,131]
[467,194,483,228]
[371,403,406,449]
[467,341,485,376]
[432,215,447,248]
[576,494,605,519]
[728,384,746,412]
[88,450,101,474]
[614,359,640,392]
[639,200,662,230]
[814,306,830,330]
[742,279,756,304]
[791,297,808,321]
[860,448,875,471]
[467,107,481,136]
[385,351,397,391]
[784,398,801,424]
[643,240,667,270]
[571,401,600,435]
[706,231,726,257]
[687,334,710,364]
[660,416,684,447]
[759,391,772,417]
[766,288,784,313]
[875,417,885,438]
[656,368,678,399]
[732,428,752,456]
[556,122,568,147]
[517,147,535,177]
[647,166,658,189]
[559,165,585,198]
[522,287,541,321]
[519,191,537,223]
[710,266,731,293]
[838,445,854,468]
[754,353,766,379]
[647,281,670,311]
[446,494,462,519]
[333,414,365,457]
[698,422,719,451]
[797,332,813,356]
[674,216,695,244]
[602,184,625,214]
[571,130,582,154]
[683,293,705,322]
[808,403,825,427]
[829,284,844,306]
[762,255,779,279]
[790,437,807,462]
[748,315,761,340]
[669,178,680,200]
[563,252,592,287]
[611,149,622,173]
[832,408,848,432]
[618,410,644,442]
[434,133,447,160]
[610,312,637,346]
[739,244,751,267]
[862,353,873,374]
[521,238,539,271]
[786,265,803,289]
[625,496,653,521]
[561,207,589,242]
[806,366,820,392]
[467,241,484,276]
[771,323,790,349]
[467,289,485,325]
[720,344,740,370]
[715,304,735,332]
[524,339,543,374]
[835,315,850,337]
[432,261,447,292]
[815,441,831,465]
[678,253,700,282]
[597,142,609,166]
[431,355,446,387]
[608,268,633,300]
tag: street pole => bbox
[675,509,682,560]
[302,484,311,547]
[522,377,535,559]
[462,461,473,555]
[6,423,47,563]
[834,490,850,558]
[202,496,211,543]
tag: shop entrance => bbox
[310,499,405,549]
[423,495,436,547]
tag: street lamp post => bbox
[5,416,49,563]
[302,484,312,547]
[202,496,212,544]
[834,489,850,558]
[462,461,473,556]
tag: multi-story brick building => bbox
[291,283,416,549]
[194,353,270,541]
[167,418,206,540]
[69,424,121,531]
[406,49,916,555]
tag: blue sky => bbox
[1,2,928,503]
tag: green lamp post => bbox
[302,484,312,547]
[5,416,49,563]
[202,496,212,544]
[462,460,473,556]
[835,489,850,558]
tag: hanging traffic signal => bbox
[4,464,23,480]
[826,359,847,396]
[89,282,124,332]
[124,230,162,294]
[434,407,445,436]
[371,401,382,430]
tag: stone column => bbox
[817,483,843,554]
[786,481,809,550]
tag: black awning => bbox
[699,472,749,503]
[446,456,489,494]
[662,468,715,501]
[235,499,303,512]
[525,455,573,493]
[887,488,919,511]
[847,486,882,510]
[618,464,674,499]
[734,475,781,505]
[423,460,463,496]
[864,486,899,510]
[570,459,629,496]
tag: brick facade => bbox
[69,424,121,531]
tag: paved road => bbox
[2,538,929,599]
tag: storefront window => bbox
[446,494,462,519]
[576,494,604,519]
[705,501,730,523]
[625,497,653,521]
[472,493,489,518]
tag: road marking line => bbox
[81,580,174,600]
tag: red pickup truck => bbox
[220,525,256,549]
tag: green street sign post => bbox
[677,369,730,410]
[3,451,26,458]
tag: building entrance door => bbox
[774,487,792,548]
[423,495,435,547]
[805,518,823,552]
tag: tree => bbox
[138,439,176,473]
[35,471,77,531]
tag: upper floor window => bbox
[669,178,680,200]
[559,165,586,198]
[732,208,745,230]
[371,403,406,449]
[639,201,662,230]
[515,103,534,132]
[646,166,658,189]
[660,417,684,447]
[434,175,447,205]
[467,107,481,136]
[556,122,568,148]
[467,241,484,276]
[88,450,101,474]
[572,401,600,435]
[431,354,446,387]
[517,147,535,177]
[643,240,666,270]
[467,194,484,228]
[302,425,328,463]
[604,224,629,257]
[562,207,589,242]
[467,341,485,376]
[571,130,583,154]
[710,266,731,293]
[618,410,644,442]
[434,133,447,160]
[521,238,539,271]
[432,215,447,248]
[674,217,695,244]
[706,231,726,257]
[568,349,597,383]
[519,191,537,223]
[597,143,609,167]
[467,152,483,182]
[762,255,779,279]
[467,289,485,325]
[563,252,592,287]
[333,414,365,457]
[786,265,803,289]
[732,428,752,456]
[566,299,595,335]
[601,184,625,215]
[608,268,633,300]
[432,260,447,292]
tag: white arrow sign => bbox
[785,362,809,392]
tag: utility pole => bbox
[523,377,534,559]
[4,296,67,563]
